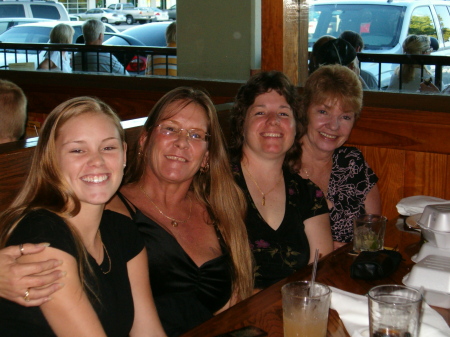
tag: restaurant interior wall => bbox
[178,0,261,81]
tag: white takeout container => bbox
[417,204,450,232]
[417,204,450,248]
[403,255,450,309]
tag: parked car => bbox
[308,0,450,88]
[137,7,168,21]
[0,0,70,21]
[168,4,176,20]
[105,21,173,73]
[77,8,126,25]
[0,17,55,35]
[107,3,154,25]
[0,21,120,69]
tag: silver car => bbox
[77,8,126,25]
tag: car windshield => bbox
[0,25,84,44]
[308,4,406,50]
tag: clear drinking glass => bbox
[368,285,423,337]
[353,214,387,252]
[281,281,331,337]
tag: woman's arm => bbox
[19,247,107,337]
[128,248,166,337]
[364,184,382,215]
[0,244,64,306]
[304,213,333,264]
[38,59,56,70]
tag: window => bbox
[434,5,450,47]
[308,4,405,51]
[0,5,25,18]
[30,5,63,20]
[408,6,437,38]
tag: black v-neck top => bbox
[232,162,328,289]
[118,193,233,337]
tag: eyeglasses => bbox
[157,123,210,142]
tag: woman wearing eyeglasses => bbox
[107,87,253,337]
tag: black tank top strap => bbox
[116,191,137,217]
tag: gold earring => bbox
[200,162,210,174]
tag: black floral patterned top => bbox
[233,162,328,289]
[328,146,378,243]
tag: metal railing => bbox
[0,42,177,75]
[358,52,450,91]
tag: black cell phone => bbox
[214,325,268,337]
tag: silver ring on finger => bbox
[23,288,30,302]
[19,244,24,256]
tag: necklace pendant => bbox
[262,195,265,206]
[171,220,178,227]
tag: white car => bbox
[138,7,168,22]
[0,21,120,69]
[77,8,126,25]
[308,0,450,88]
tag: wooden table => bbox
[181,229,449,337]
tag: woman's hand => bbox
[0,243,65,306]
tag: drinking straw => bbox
[310,248,319,297]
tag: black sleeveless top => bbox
[117,193,233,337]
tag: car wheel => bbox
[126,16,134,25]
[101,17,108,23]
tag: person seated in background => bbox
[229,71,333,290]
[0,79,27,144]
[38,23,74,73]
[73,19,129,75]
[107,87,253,336]
[314,37,369,89]
[308,35,335,75]
[387,35,433,92]
[295,65,381,250]
[339,30,378,90]
[0,96,165,336]
[145,21,177,76]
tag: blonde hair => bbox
[0,79,27,142]
[125,87,253,300]
[0,96,124,299]
[50,23,75,44]
[166,22,176,45]
[396,35,432,83]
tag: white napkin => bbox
[330,286,450,337]
[396,196,450,216]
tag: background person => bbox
[73,19,129,75]
[107,87,253,336]
[0,97,165,336]
[387,35,433,92]
[229,71,333,290]
[308,35,335,75]
[315,38,369,89]
[296,65,381,250]
[0,79,27,144]
[340,30,378,90]
[145,21,177,76]
[38,23,74,73]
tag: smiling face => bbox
[303,97,356,155]
[242,90,296,161]
[144,100,209,185]
[55,112,126,207]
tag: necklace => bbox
[97,230,111,275]
[301,167,329,198]
[242,164,283,206]
[139,185,192,227]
